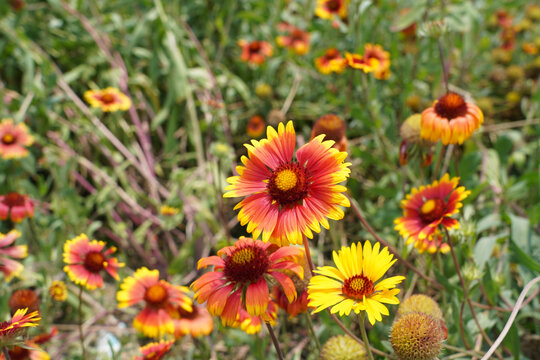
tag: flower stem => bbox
[358,312,374,360]
[304,312,322,352]
[265,322,284,360]
[437,38,449,93]
[303,237,315,274]
[2,348,11,360]
[78,285,87,359]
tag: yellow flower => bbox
[84,87,131,112]
[49,280,67,302]
[160,205,180,216]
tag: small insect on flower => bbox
[238,40,273,65]
[134,340,175,360]
[0,118,34,160]
[0,230,28,281]
[49,280,68,302]
[0,192,34,223]
[84,87,132,112]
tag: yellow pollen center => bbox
[275,169,298,191]
[421,199,437,214]
[2,134,14,144]
[145,284,167,304]
[231,248,255,265]
[349,277,366,292]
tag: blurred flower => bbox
[506,65,525,81]
[224,121,350,245]
[117,267,192,338]
[315,48,347,75]
[276,23,310,55]
[405,95,423,113]
[310,114,347,152]
[238,40,273,65]
[134,340,175,360]
[0,119,34,160]
[0,193,34,223]
[160,205,179,216]
[399,114,434,167]
[171,304,213,338]
[9,289,40,316]
[8,0,25,11]
[192,237,303,325]
[308,241,405,324]
[413,231,450,254]
[63,234,124,290]
[0,230,27,281]
[390,312,445,360]
[315,0,348,20]
[32,327,57,345]
[320,335,366,360]
[233,300,278,334]
[49,281,67,302]
[506,91,521,104]
[398,8,417,38]
[526,4,540,21]
[2,340,49,360]
[0,308,40,349]
[394,174,469,250]
[491,48,512,64]
[84,87,131,112]
[363,43,391,79]
[496,10,513,28]
[255,83,273,98]
[246,115,266,138]
[522,42,539,55]
[345,52,378,73]
[500,27,516,50]
[272,286,308,318]
[420,92,484,145]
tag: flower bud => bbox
[321,335,367,360]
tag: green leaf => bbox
[474,235,498,270]
[509,240,540,273]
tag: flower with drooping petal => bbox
[394,174,470,250]
[276,23,310,55]
[420,92,484,145]
[315,0,348,20]
[247,115,266,138]
[345,52,379,73]
[224,121,351,246]
[308,241,405,325]
[0,192,34,223]
[311,114,347,152]
[272,286,308,318]
[134,340,175,360]
[238,40,273,65]
[363,43,391,79]
[0,308,40,349]
[84,87,131,112]
[0,230,27,281]
[0,118,34,160]
[117,267,192,338]
[171,304,213,338]
[192,237,303,326]
[49,281,67,302]
[315,48,347,75]
[63,234,124,290]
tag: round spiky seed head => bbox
[400,114,423,144]
[396,295,442,321]
[255,83,273,99]
[320,335,367,360]
[390,313,445,360]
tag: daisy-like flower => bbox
[0,118,34,160]
[134,340,175,360]
[276,23,310,56]
[363,43,391,80]
[224,121,351,246]
[49,280,67,302]
[345,52,379,73]
[394,174,470,248]
[272,286,308,318]
[234,300,278,335]
[63,234,124,290]
[192,237,303,325]
[238,40,273,65]
[311,114,347,152]
[315,48,347,75]
[171,304,214,338]
[246,115,266,138]
[421,92,484,145]
[0,230,27,281]
[84,87,132,112]
[0,192,34,223]
[117,267,192,338]
[307,241,405,325]
[0,308,40,349]
[315,0,348,20]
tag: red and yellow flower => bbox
[160,205,179,216]
[0,118,34,160]
[134,340,175,360]
[0,308,40,348]
[363,43,391,79]
[414,231,450,254]
[272,286,308,318]
[192,237,303,326]
[63,234,124,290]
[0,230,27,281]
[420,92,484,145]
[246,115,266,138]
[311,114,347,152]
[276,23,310,55]
[315,0,348,20]
[224,121,351,246]
[49,281,67,302]
[315,48,347,75]
[345,52,379,73]
[84,87,132,112]
[238,40,273,65]
[394,174,470,249]
[171,304,214,338]
[1,340,50,360]
[117,267,192,338]
[0,192,34,223]
[234,300,278,334]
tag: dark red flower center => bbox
[9,289,40,315]
[325,48,340,60]
[99,93,116,104]
[434,92,468,120]
[313,114,345,142]
[267,163,309,207]
[291,29,305,40]
[326,0,341,12]
[177,305,199,320]
[419,198,446,223]
[2,192,25,207]
[84,251,106,273]
[249,42,262,54]
[342,275,374,300]
[224,244,269,283]
[8,346,29,360]
[1,133,16,145]
[144,284,168,307]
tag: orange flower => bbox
[394,174,469,250]
[63,234,124,290]
[272,286,308,318]
[192,237,303,326]
[224,121,351,246]
[363,43,391,79]
[0,119,34,160]
[522,42,539,55]
[0,193,34,223]
[276,23,310,55]
[315,0,348,20]
[171,305,214,338]
[311,114,347,152]
[49,281,67,302]
[233,300,278,334]
[84,87,132,112]
[315,48,347,74]
[238,40,273,65]
[420,92,484,145]
[134,340,175,360]
[414,231,450,254]
[8,289,40,316]
[117,267,192,338]
[0,230,27,281]
[160,205,179,216]
[246,115,266,138]
[345,52,378,73]
[0,308,40,348]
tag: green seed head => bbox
[396,294,443,321]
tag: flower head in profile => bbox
[363,43,391,79]
[308,241,405,325]
[63,234,124,290]
[272,286,308,318]
[171,304,213,339]
[394,174,470,249]
[345,52,379,73]
[238,40,273,65]
[160,205,179,216]
[246,115,266,138]
[224,121,351,246]
[134,340,175,360]
[276,23,310,55]
[420,92,484,145]
[0,192,34,223]
[84,87,131,112]
[0,230,27,281]
[49,281,67,302]
[315,48,347,75]
[233,300,278,335]
[117,267,192,338]
[315,0,348,20]
[0,308,40,349]
[311,114,347,152]
[0,119,34,160]
[192,237,303,326]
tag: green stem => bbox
[304,312,322,352]
[358,312,374,360]
[78,285,87,359]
